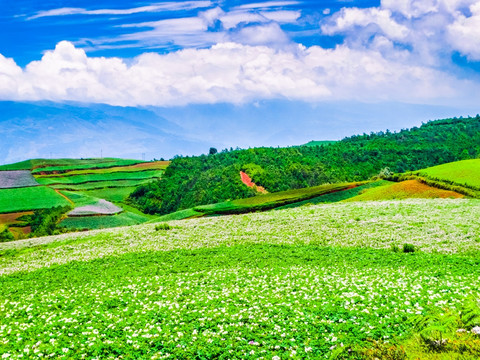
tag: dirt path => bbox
[54,189,75,206]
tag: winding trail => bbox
[54,189,74,206]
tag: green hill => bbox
[130,115,480,215]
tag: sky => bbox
[1,0,480,162]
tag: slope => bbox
[129,115,480,215]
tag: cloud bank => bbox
[2,0,480,107]
[0,40,471,107]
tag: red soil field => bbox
[240,171,267,194]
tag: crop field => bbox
[345,180,464,202]
[0,187,71,213]
[35,170,163,186]
[1,199,479,359]
[194,182,362,215]
[68,199,123,216]
[30,159,143,174]
[47,161,170,176]
[0,170,39,189]
[50,179,154,191]
[415,159,480,189]
[83,187,137,202]
[60,211,149,230]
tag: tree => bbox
[0,227,14,242]
[209,147,218,155]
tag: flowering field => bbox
[1,199,480,359]
[0,170,39,189]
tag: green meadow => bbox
[1,199,480,359]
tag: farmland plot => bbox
[0,187,70,213]
[68,199,123,216]
[0,170,39,189]
[1,200,480,359]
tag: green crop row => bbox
[35,170,163,186]
[30,159,144,174]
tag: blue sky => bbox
[1,0,480,162]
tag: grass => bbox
[35,170,163,185]
[83,187,136,202]
[60,211,149,230]
[59,191,99,207]
[0,199,480,359]
[50,179,155,191]
[276,180,389,210]
[149,208,204,223]
[415,159,480,190]
[0,187,71,213]
[345,180,464,202]
[194,182,363,215]
[0,160,34,171]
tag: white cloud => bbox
[27,2,212,20]
[322,7,409,40]
[447,2,480,60]
[0,40,473,107]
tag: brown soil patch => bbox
[240,171,268,194]
[0,212,33,225]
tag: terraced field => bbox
[0,158,168,237]
[1,199,479,359]
[0,187,70,213]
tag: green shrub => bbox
[391,244,400,253]
[155,223,172,231]
[403,243,415,253]
[0,227,14,242]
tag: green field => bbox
[1,199,480,359]
[194,182,363,215]
[60,211,149,230]
[42,161,170,176]
[83,187,137,202]
[0,186,71,213]
[415,159,480,190]
[35,170,163,185]
[50,179,155,191]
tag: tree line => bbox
[129,115,480,214]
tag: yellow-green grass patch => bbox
[415,159,480,189]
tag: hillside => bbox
[1,199,480,359]
[0,158,169,239]
[130,116,480,215]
